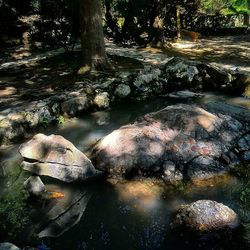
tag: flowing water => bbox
[0,94,249,250]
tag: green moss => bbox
[0,172,30,240]
[56,115,65,125]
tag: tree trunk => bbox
[78,0,107,74]
[176,5,181,41]
[243,13,249,26]
[148,0,165,47]
[104,0,120,40]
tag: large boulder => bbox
[91,103,250,182]
[172,200,239,232]
[19,133,102,183]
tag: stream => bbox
[0,93,250,250]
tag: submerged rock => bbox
[38,189,92,238]
[91,103,249,182]
[19,133,102,182]
[168,90,203,99]
[173,200,239,232]
[0,243,20,250]
[114,84,131,98]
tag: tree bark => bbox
[148,0,165,47]
[176,5,181,40]
[104,0,120,40]
[243,13,249,26]
[78,0,107,74]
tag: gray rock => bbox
[94,92,110,109]
[205,101,250,123]
[162,161,183,184]
[243,151,250,161]
[165,58,199,83]
[173,200,239,232]
[61,95,90,116]
[114,84,131,98]
[238,134,250,151]
[187,156,227,182]
[198,64,233,88]
[168,90,203,99]
[0,243,20,250]
[24,176,46,196]
[20,133,102,182]
[133,68,161,90]
[231,74,250,97]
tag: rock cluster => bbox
[0,57,249,146]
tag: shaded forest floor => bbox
[0,35,249,116]
[146,35,250,73]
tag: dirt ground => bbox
[144,35,250,74]
[0,35,249,115]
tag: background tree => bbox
[78,0,108,74]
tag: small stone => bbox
[24,176,46,196]
[114,84,131,98]
[242,151,250,161]
[61,95,90,116]
[94,92,110,109]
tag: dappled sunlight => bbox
[196,108,217,132]
[190,173,235,187]
[0,86,17,98]
[111,179,164,214]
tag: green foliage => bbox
[240,186,250,205]
[38,115,49,128]
[30,0,79,50]
[199,0,250,15]
[242,223,250,246]
[0,172,30,240]
[56,115,65,125]
[229,0,250,15]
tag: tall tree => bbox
[78,0,108,74]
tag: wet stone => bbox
[173,200,239,232]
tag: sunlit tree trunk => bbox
[149,0,165,47]
[176,5,181,41]
[78,0,108,74]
